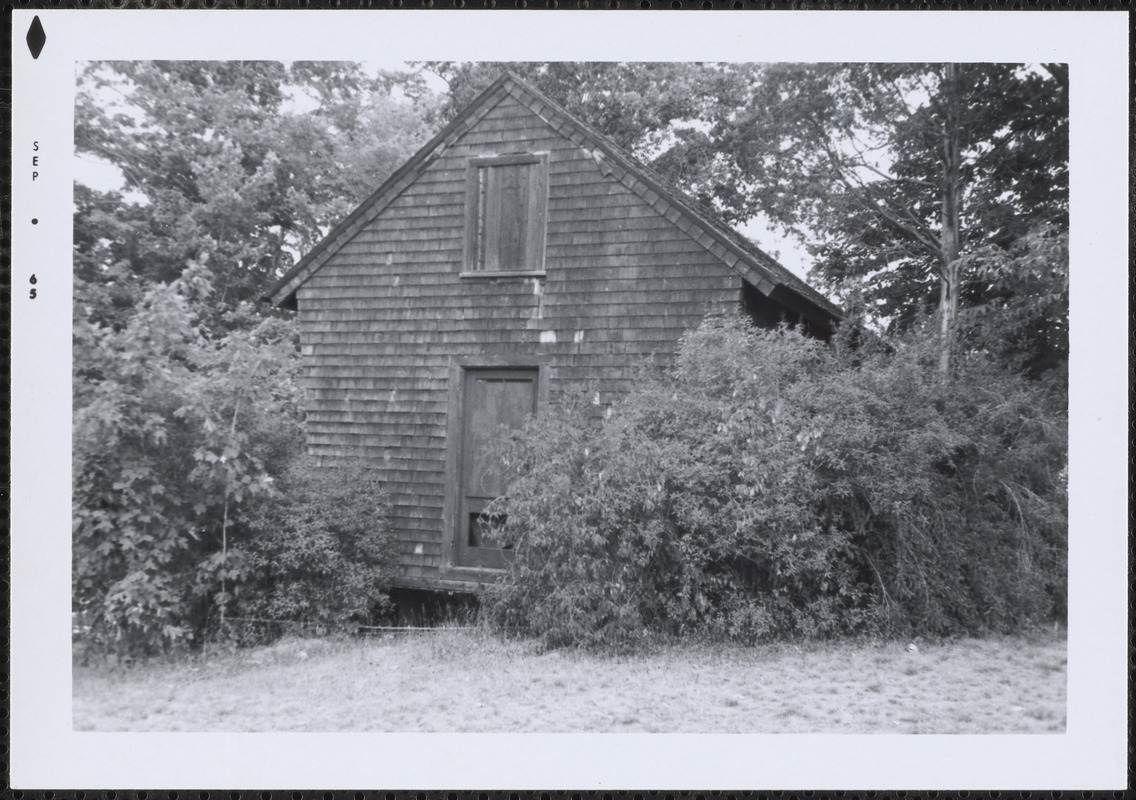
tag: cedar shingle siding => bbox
[267,73,840,590]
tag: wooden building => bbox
[266,72,841,592]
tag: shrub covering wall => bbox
[484,316,1067,648]
[236,458,396,632]
[73,265,396,655]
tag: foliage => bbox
[72,61,426,656]
[72,262,304,655]
[74,61,439,330]
[680,63,1067,375]
[483,315,1067,648]
[235,457,397,633]
[957,225,1069,381]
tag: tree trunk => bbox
[938,63,963,377]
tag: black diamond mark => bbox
[27,16,46,60]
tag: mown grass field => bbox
[73,627,1066,733]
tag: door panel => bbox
[456,368,538,569]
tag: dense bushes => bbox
[483,315,1067,648]
[235,458,396,632]
[72,264,396,655]
[73,264,301,654]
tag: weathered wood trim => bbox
[469,152,544,169]
[459,270,547,280]
[528,153,550,274]
[439,360,465,575]
[452,354,553,370]
[461,159,482,277]
[425,566,504,591]
[393,570,499,593]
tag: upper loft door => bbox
[455,368,538,569]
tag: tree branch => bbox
[848,152,940,191]
[1040,63,1068,94]
[811,127,943,260]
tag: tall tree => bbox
[74,61,440,328]
[691,63,1069,375]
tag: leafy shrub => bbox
[72,263,304,656]
[233,457,397,634]
[73,262,396,656]
[483,315,1067,648]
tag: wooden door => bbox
[455,368,538,569]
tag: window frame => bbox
[460,152,550,279]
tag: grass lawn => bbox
[72,627,1066,733]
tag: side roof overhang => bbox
[263,71,842,329]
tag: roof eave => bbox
[766,284,841,330]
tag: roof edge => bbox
[264,70,841,326]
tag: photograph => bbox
[9,9,1129,791]
[70,59,1071,736]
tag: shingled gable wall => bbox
[282,78,831,589]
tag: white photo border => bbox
[9,8,1130,790]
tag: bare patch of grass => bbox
[73,629,1066,733]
